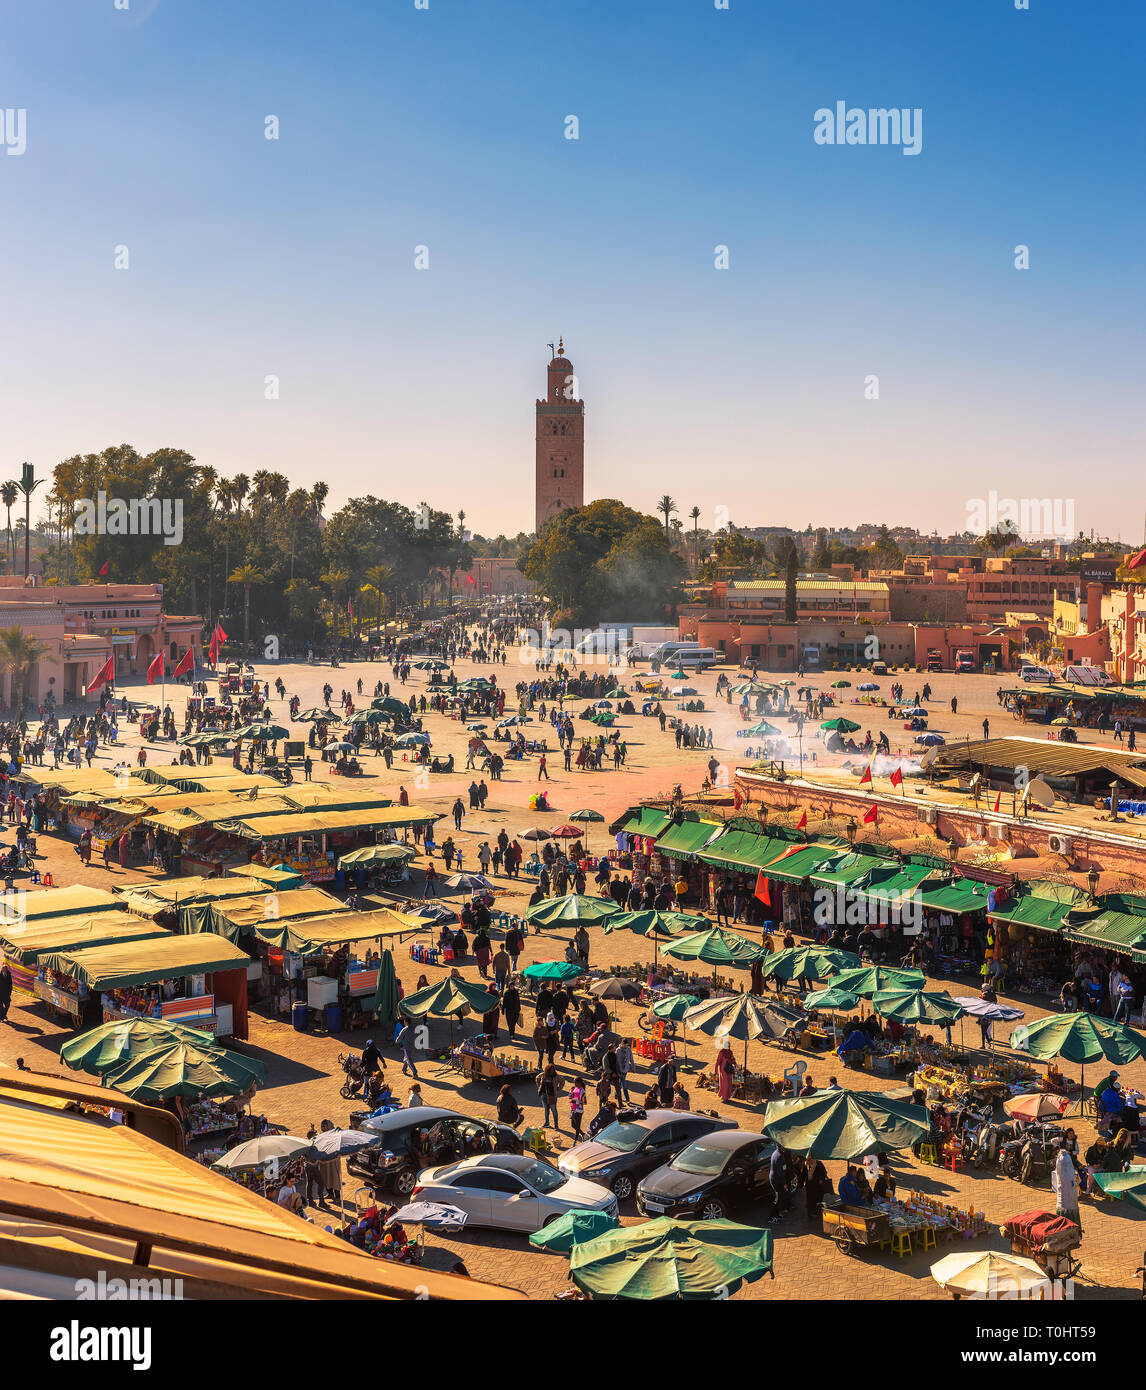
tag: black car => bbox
[636,1129,780,1220]
[556,1110,737,1201]
[347,1107,523,1196]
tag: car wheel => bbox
[611,1174,634,1201]
[700,1198,725,1221]
[541,1213,561,1229]
[394,1168,418,1196]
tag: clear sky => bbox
[2,0,1142,542]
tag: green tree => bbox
[228,564,265,650]
[0,627,49,711]
[784,540,799,623]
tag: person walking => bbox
[537,1063,561,1130]
[0,963,12,1022]
[1051,1144,1081,1226]
[396,1020,419,1077]
[492,945,510,993]
[768,1146,792,1225]
[569,1076,587,1142]
[537,753,549,780]
[615,1037,634,1102]
[502,983,521,1039]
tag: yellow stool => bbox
[526,1128,547,1153]
[918,1226,937,1252]
[918,1143,939,1165]
[890,1230,913,1259]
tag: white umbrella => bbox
[930,1249,1051,1299]
[212,1134,313,1171]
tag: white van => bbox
[674,648,717,671]
[650,640,700,663]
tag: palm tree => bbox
[657,495,677,537]
[321,568,349,647]
[228,564,265,650]
[0,483,17,571]
[0,627,49,712]
[363,563,395,636]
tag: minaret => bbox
[534,337,585,532]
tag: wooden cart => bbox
[821,1198,892,1256]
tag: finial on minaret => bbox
[557,337,564,355]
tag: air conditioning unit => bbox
[917,806,938,825]
[987,823,1009,842]
[1048,833,1074,857]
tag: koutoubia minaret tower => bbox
[534,337,585,532]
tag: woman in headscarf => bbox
[715,1041,736,1103]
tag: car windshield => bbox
[593,1121,648,1153]
[516,1159,567,1194]
[672,1139,734,1176]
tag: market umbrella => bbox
[652,992,701,1022]
[1008,1011,1146,1105]
[760,945,859,984]
[820,717,860,733]
[347,708,389,725]
[529,1208,619,1254]
[930,1250,1053,1300]
[603,909,707,967]
[915,733,946,747]
[1003,1093,1070,1121]
[830,965,926,999]
[588,976,640,1001]
[398,975,499,1021]
[337,844,416,868]
[568,808,605,847]
[762,1089,929,1159]
[682,993,804,1069]
[899,706,928,717]
[1092,1166,1146,1211]
[745,721,782,737]
[953,996,1025,1021]
[372,697,410,718]
[520,827,551,840]
[385,1201,467,1231]
[858,683,879,692]
[662,926,766,973]
[325,740,355,753]
[869,989,966,1026]
[98,1041,267,1103]
[569,1218,773,1301]
[525,894,619,927]
[550,824,583,839]
[297,707,337,721]
[212,1133,314,1171]
[520,960,585,983]
[442,872,494,894]
[368,949,399,1026]
[60,1017,221,1076]
[395,732,430,747]
[803,987,861,1013]
[830,680,852,688]
[249,723,290,740]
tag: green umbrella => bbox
[298,707,337,721]
[745,721,782,737]
[682,993,804,1069]
[1093,1166,1146,1211]
[802,987,861,1045]
[829,965,926,999]
[762,1089,929,1159]
[662,926,765,973]
[651,991,702,1068]
[347,708,389,725]
[529,1208,619,1253]
[1009,1011,1146,1104]
[569,1218,773,1300]
[371,697,411,718]
[369,949,399,1026]
[337,844,416,868]
[760,945,859,983]
[525,894,619,927]
[61,1017,220,1076]
[520,960,585,982]
[98,1041,267,1102]
[830,680,852,688]
[870,989,965,1026]
[603,909,707,968]
[398,975,498,1020]
[820,717,860,733]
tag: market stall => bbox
[36,934,253,1039]
[225,804,443,884]
[1,910,168,1000]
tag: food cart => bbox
[451,1035,534,1087]
[821,1196,891,1256]
[1001,1210,1083,1281]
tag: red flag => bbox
[862,804,878,825]
[147,652,164,685]
[858,764,872,785]
[993,790,1001,813]
[797,810,808,831]
[208,621,228,668]
[1128,549,1146,570]
[466,574,475,585]
[98,560,109,578]
[347,597,354,619]
[85,655,114,695]
[173,648,194,679]
[754,870,771,904]
[890,766,903,788]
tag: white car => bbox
[412,1153,618,1233]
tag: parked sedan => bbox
[348,1107,522,1195]
[412,1153,617,1233]
[636,1129,780,1220]
[556,1110,737,1201]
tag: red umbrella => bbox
[551,824,582,839]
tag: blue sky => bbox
[2,0,1142,541]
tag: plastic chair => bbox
[41,872,54,887]
[918,1226,937,1252]
[890,1230,913,1259]
[918,1143,939,1166]
[783,1059,808,1097]
[29,869,40,884]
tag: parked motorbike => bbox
[1000,1122,1065,1184]
[337,1051,366,1100]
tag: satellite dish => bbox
[1028,779,1056,809]
[920,746,940,770]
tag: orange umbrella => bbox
[1002,1093,1069,1121]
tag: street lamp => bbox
[1087,866,1100,902]
[846,817,857,847]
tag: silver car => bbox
[413,1152,618,1233]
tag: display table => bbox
[34,979,83,1020]
[451,1041,533,1085]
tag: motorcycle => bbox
[337,1051,366,1100]
[1000,1122,1065,1185]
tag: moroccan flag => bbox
[208,621,228,666]
[98,560,109,578]
[754,870,771,904]
[858,764,872,785]
[994,790,1001,813]
[890,766,903,788]
[797,810,808,831]
[173,648,194,679]
[347,597,354,619]
[1128,549,1146,570]
[862,804,879,825]
[147,652,164,685]
[85,655,114,695]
